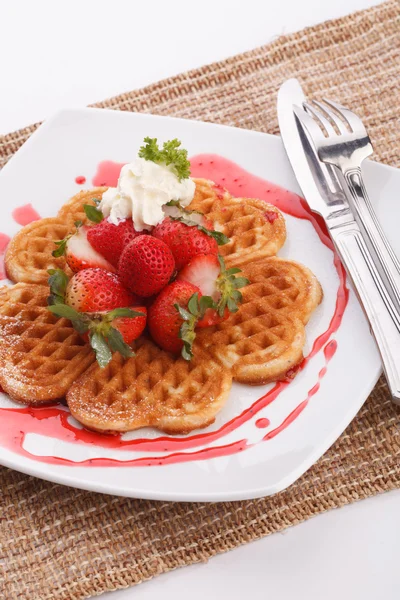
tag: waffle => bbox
[189,179,286,267]
[0,283,94,404]
[57,187,108,226]
[195,256,322,384]
[67,339,232,434]
[5,188,107,285]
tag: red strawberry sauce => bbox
[0,155,348,467]
[12,204,41,226]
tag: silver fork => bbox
[301,98,400,311]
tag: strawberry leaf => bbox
[106,327,135,359]
[104,308,145,321]
[199,295,215,317]
[215,254,249,317]
[203,228,229,246]
[52,237,69,258]
[48,303,86,322]
[47,269,69,305]
[84,204,104,223]
[187,293,200,317]
[232,277,249,289]
[90,332,112,368]
[179,321,197,361]
[170,215,230,246]
[175,304,192,322]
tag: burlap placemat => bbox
[1,2,399,598]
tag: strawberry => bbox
[86,218,142,268]
[118,235,175,297]
[148,280,203,358]
[177,254,249,327]
[153,218,219,270]
[53,225,116,274]
[48,269,146,368]
[178,254,220,299]
[111,306,147,344]
[64,268,137,312]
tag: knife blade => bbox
[277,79,349,227]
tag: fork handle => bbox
[330,221,400,404]
[342,167,400,309]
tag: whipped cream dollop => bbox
[99,157,196,231]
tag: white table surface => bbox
[2,1,398,599]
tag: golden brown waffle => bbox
[57,187,108,226]
[5,188,107,285]
[189,179,286,267]
[195,257,322,384]
[67,339,232,434]
[0,283,94,404]
[241,257,323,325]
[5,218,71,285]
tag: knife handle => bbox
[330,221,400,404]
[342,167,400,306]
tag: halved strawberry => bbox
[178,254,220,298]
[148,280,201,358]
[177,254,249,327]
[86,218,142,268]
[64,268,137,312]
[53,225,116,273]
[118,235,175,297]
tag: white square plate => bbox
[0,108,395,501]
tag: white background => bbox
[2,1,399,599]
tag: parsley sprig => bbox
[139,137,191,181]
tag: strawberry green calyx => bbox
[47,268,69,305]
[175,292,214,361]
[52,220,82,258]
[215,256,249,317]
[83,203,104,223]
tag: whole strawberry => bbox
[65,268,137,312]
[153,218,219,270]
[48,269,146,367]
[87,218,142,268]
[118,235,175,297]
[148,280,201,357]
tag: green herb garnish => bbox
[138,137,191,181]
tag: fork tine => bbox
[322,98,367,135]
[303,102,336,137]
[312,100,348,135]
[293,104,325,144]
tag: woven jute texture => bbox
[1,2,400,598]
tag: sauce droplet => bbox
[92,161,126,187]
[75,176,86,185]
[255,418,270,429]
[12,204,41,226]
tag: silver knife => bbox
[277,78,400,404]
